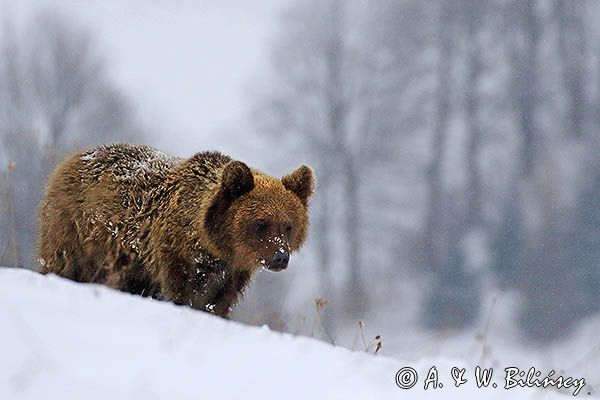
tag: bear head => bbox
[204,160,315,272]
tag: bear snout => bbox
[268,249,290,271]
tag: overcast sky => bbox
[1,0,286,157]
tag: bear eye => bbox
[255,221,269,234]
[284,224,293,235]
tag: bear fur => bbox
[37,143,314,317]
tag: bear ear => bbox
[282,165,315,206]
[221,160,254,201]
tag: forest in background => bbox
[1,0,600,347]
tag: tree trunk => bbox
[316,178,333,300]
[510,0,540,178]
[322,0,364,317]
[342,153,365,316]
[464,0,484,228]
[556,0,587,139]
[423,1,454,272]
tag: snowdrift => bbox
[0,269,567,399]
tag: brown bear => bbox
[37,143,314,317]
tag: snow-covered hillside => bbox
[0,269,571,399]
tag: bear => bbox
[37,143,314,317]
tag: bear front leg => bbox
[157,255,195,306]
[187,269,229,314]
[157,255,220,311]
[209,270,252,318]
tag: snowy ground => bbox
[0,268,577,399]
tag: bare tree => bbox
[491,0,542,297]
[255,0,415,319]
[0,9,142,267]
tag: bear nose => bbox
[271,250,290,270]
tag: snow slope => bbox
[0,269,569,399]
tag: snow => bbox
[0,268,571,399]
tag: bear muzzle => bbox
[267,249,290,271]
